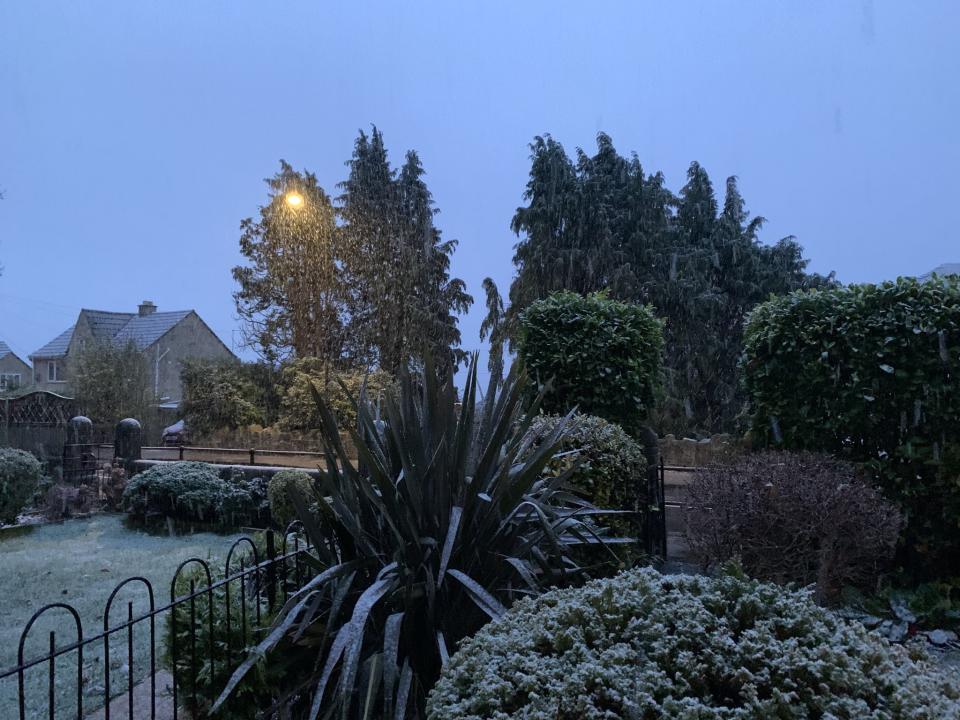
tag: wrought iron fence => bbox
[0,525,316,720]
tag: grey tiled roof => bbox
[112,311,192,350]
[84,310,136,341]
[0,340,12,360]
[31,326,75,359]
[31,307,205,359]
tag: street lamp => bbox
[285,191,304,208]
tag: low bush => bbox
[266,470,315,529]
[0,447,43,524]
[518,291,664,435]
[683,451,901,602]
[122,461,259,525]
[427,567,960,719]
[529,413,646,537]
[166,537,314,719]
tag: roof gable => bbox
[80,310,136,341]
[31,326,75,359]
[111,310,193,350]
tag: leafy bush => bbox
[267,470,315,529]
[427,567,960,719]
[214,358,623,719]
[0,447,42,524]
[166,536,315,719]
[278,357,393,430]
[529,413,646,537]
[683,451,901,602]
[180,359,264,436]
[518,291,664,435]
[742,277,960,579]
[122,461,259,525]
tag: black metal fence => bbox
[1,525,315,720]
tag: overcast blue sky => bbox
[1,2,957,370]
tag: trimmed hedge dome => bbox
[427,568,960,719]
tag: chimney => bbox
[138,300,157,317]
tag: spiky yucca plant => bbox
[213,357,622,719]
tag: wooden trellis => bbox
[2,391,77,427]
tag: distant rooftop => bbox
[30,326,76,359]
[919,263,960,281]
[0,340,23,362]
[30,302,195,359]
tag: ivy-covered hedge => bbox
[742,277,960,579]
[427,567,960,719]
[518,292,664,434]
[528,413,646,537]
[0,448,42,524]
[122,461,261,525]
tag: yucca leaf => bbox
[447,569,507,620]
[382,612,404,720]
[212,588,322,713]
[394,660,413,720]
[437,506,462,585]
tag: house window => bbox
[47,361,62,382]
[0,373,20,390]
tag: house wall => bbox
[31,314,97,393]
[147,312,235,404]
[31,358,70,392]
[0,353,31,391]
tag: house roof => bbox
[31,304,231,361]
[30,326,76,359]
[84,310,136,341]
[112,311,192,350]
[0,340,29,366]
[919,263,960,280]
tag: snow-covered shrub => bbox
[683,451,901,602]
[0,447,42,524]
[266,469,314,528]
[122,461,257,525]
[427,567,960,719]
[528,413,646,537]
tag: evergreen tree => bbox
[507,133,832,434]
[233,161,345,364]
[479,277,506,385]
[339,128,472,375]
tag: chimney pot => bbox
[139,301,156,316]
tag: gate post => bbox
[636,425,666,559]
[114,418,142,474]
[64,416,94,485]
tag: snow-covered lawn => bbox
[0,514,246,719]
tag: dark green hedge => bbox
[742,277,960,579]
[518,292,664,434]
